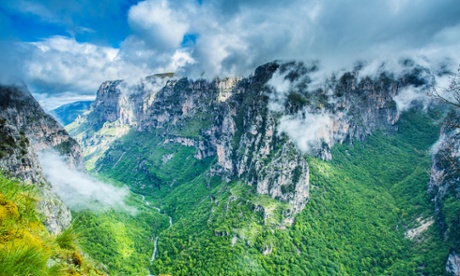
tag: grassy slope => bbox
[0,174,105,275]
[85,108,448,275]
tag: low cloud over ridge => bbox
[0,0,459,108]
[38,150,136,214]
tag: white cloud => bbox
[38,150,136,214]
[117,75,171,97]
[393,86,430,112]
[20,36,194,110]
[1,0,460,109]
[278,111,334,154]
[267,70,292,112]
[26,36,120,91]
[128,0,189,52]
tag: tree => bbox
[431,65,460,108]
[430,66,460,135]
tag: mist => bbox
[266,57,453,154]
[117,74,171,97]
[38,150,136,215]
[393,86,431,112]
[278,111,334,154]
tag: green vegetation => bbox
[73,206,169,275]
[167,111,214,140]
[78,108,451,275]
[67,173,171,275]
[0,174,105,275]
[96,130,215,203]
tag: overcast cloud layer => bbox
[1,0,459,109]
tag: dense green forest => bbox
[70,108,453,275]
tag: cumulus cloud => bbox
[128,0,189,52]
[176,0,460,77]
[4,35,193,110]
[1,0,460,109]
[26,37,118,91]
[38,150,136,214]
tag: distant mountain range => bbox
[50,100,93,126]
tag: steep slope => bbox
[69,60,432,217]
[63,60,456,274]
[430,109,460,275]
[0,84,108,275]
[0,84,174,275]
[0,174,106,275]
[0,83,84,233]
[77,105,446,275]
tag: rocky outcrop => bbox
[447,252,460,276]
[0,83,84,233]
[70,60,436,217]
[429,109,460,274]
[0,119,42,183]
[0,84,83,170]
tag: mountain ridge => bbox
[68,60,436,217]
[0,83,83,233]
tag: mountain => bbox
[51,100,93,126]
[0,83,85,233]
[0,83,106,275]
[430,109,460,274]
[65,60,460,274]
[0,85,165,274]
[68,61,432,216]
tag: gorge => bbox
[1,59,460,275]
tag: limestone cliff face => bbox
[70,61,434,216]
[0,84,83,170]
[0,84,84,233]
[429,110,460,275]
[447,252,460,276]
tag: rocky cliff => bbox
[429,109,460,275]
[0,83,84,233]
[69,60,435,217]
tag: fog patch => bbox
[430,133,447,156]
[38,150,136,214]
[393,86,430,112]
[117,75,172,97]
[278,111,334,154]
[267,64,336,154]
[267,70,291,112]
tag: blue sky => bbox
[1,0,459,109]
[0,0,139,46]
